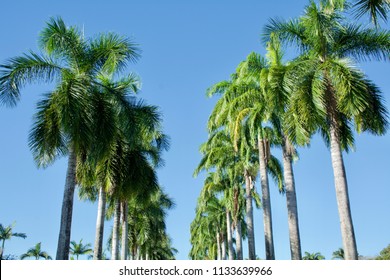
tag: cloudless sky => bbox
[1,0,389,260]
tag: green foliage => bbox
[0,223,27,259]
[303,251,325,260]
[375,244,390,260]
[69,239,93,260]
[20,242,52,260]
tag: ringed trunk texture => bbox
[244,170,256,260]
[121,201,128,260]
[56,148,77,260]
[93,186,106,260]
[258,134,275,260]
[226,209,234,260]
[111,199,121,260]
[329,124,358,260]
[282,137,302,260]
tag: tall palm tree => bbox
[264,1,389,259]
[0,223,27,259]
[69,239,93,260]
[207,63,285,260]
[0,17,140,260]
[20,242,52,260]
[190,175,227,260]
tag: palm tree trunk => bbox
[121,201,128,260]
[282,137,302,260]
[0,239,5,259]
[236,220,243,260]
[93,186,106,260]
[244,170,256,260]
[56,148,77,260]
[226,209,234,260]
[111,199,121,260]
[216,231,221,260]
[258,134,275,260]
[329,123,358,260]
[221,234,226,260]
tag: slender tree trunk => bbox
[258,134,275,260]
[221,233,227,260]
[121,201,128,260]
[282,137,302,260]
[325,77,358,260]
[244,170,256,260]
[0,240,5,259]
[93,186,106,260]
[236,220,243,260]
[226,209,234,260]
[216,231,221,260]
[56,148,77,260]
[111,199,121,260]
[329,123,358,260]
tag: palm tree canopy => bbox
[20,242,52,260]
[69,239,93,259]
[263,1,389,147]
[0,223,27,241]
[0,17,141,167]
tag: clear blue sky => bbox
[1,0,389,260]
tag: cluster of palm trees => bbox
[190,0,389,260]
[0,17,175,260]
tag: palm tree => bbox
[0,17,140,260]
[264,1,389,259]
[190,175,227,260]
[303,251,325,260]
[332,247,345,259]
[234,39,303,260]
[20,242,52,260]
[0,223,27,259]
[207,61,285,260]
[69,239,93,260]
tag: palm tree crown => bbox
[20,242,52,260]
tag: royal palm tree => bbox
[20,242,52,260]
[264,1,389,259]
[0,17,140,260]
[234,40,303,260]
[0,223,27,259]
[69,239,93,260]
[190,175,227,260]
[207,63,285,260]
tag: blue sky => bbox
[1,0,389,260]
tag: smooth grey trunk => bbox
[235,221,243,260]
[56,148,77,260]
[258,134,275,260]
[282,137,302,260]
[244,170,256,260]
[330,124,358,260]
[216,231,221,260]
[121,201,128,260]
[226,209,234,260]
[111,200,121,260]
[93,186,106,260]
[221,234,227,260]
